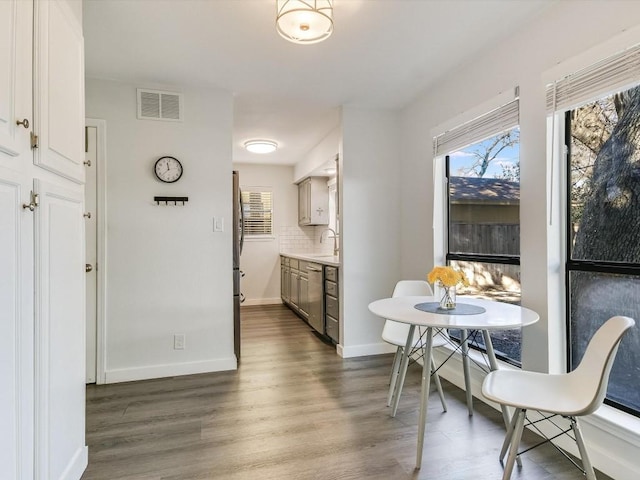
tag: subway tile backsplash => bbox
[279,225,335,255]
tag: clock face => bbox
[154,156,183,183]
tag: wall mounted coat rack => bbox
[154,196,189,205]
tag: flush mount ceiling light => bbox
[276,0,333,45]
[244,140,278,154]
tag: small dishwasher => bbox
[306,263,324,334]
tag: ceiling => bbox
[83,0,555,168]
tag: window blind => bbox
[241,190,273,236]
[546,43,640,112]
[434,99,519,157]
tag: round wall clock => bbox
[154,156,183,183]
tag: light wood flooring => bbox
[82,304,612,479]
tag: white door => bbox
[0,1,34,478]
[85,126,97,383]
[34,178,86,480]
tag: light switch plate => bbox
[214,216,224,232]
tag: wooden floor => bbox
[82,304,611,480]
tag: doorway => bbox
[85,118,106,384]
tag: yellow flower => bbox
[427,265,469,288]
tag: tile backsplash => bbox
[279,225,336,255]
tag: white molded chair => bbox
[382,280,448,412]
[482,315,635,480]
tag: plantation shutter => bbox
[546,44,640,112]
[434,98,519,156]
[241,190,273,236]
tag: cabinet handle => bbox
[16,118,29,128]
[22,192,39,211]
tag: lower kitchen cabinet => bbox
[281,255,340,344]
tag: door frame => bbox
[86,118,107,384]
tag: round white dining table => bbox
[368,295,539,469]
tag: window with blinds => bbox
[241,190,273,236]
[434,92,522,365]
[554,43,640,417]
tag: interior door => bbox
[84,125,97,383]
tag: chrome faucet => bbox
[320,228,339,256]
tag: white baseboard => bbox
[104,357,237,383]
[242,298,282,306]
[59,445,88,480]
[337,342,396,358]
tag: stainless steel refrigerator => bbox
[232,171,244,360]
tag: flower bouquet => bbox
[427,265,469,310]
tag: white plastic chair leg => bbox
[571,417,597,480]
[387,348,402,406]
[502,408,526,480]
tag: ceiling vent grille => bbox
[137,88,183,122]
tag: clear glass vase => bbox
[439,285,456,310]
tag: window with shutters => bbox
[550,44,640,417]
[241,189,274,238]
[435,97,522,365]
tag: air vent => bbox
[137,88,183,122]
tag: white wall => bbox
[399,2,640,478]
[232,163,298,305]
[339,106,400,358]
[85,78,235,382]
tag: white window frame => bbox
[241,187,275,241]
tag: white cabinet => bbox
[298,177,329,226]
[34,179,86,480]
[33,0,85,183]
[0,1,87,478]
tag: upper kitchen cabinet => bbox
[33,0,85,184]
[0,0,32,173]
[298,176,329,226]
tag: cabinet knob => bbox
[16,118,29,129]
[85,264,93,273]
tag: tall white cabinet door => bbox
[34,179,87,480]
[0,0,32,173]
[33,0,85,183]
[0,169,34,480]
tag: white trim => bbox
[242,297,282,306]
[58,446,88,480]
[243,235,276,242]
[337,341,396,358]
[104,358,237,383]
[85,118,108,385]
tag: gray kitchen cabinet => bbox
[290,260,299,309]
[280,256,290,304]
[298,261,309,319]
[324,266,340,343]
[298,177,329,226]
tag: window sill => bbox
[244,235,275,242]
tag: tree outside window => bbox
[567,84,640,416]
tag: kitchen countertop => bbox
[280,252,340,267]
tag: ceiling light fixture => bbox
[276,0,333,45]
[244,140,278,154]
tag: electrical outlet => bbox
[174,334,186,350]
